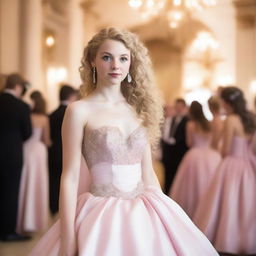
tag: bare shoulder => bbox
[65,99,97,123]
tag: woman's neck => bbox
[93,83,125,103]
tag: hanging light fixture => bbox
[128,0,166,20]
[129,0,217,25]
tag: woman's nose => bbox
[111,58,119,70]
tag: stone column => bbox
[20,0,44,91]
[67,0,85,87]
[0,0,20,73]
[234,0,256,106]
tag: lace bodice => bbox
[83,126,146,168]
[82,126,148,198]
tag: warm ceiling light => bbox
[173,0,182,5]
[128,0,143,8]
[129,0,217,24]
[46,35,55,47]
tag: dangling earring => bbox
[127,73,132,83]
[92,67,96,84]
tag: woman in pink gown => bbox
[29,28,218,256]
[193,86,256,254]
[17,91,51,233]
[170,101,221,219]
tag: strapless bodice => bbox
[82,126,148,198]
[229,136,249,157]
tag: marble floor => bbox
[0,214,58,256]
[0,230,46,256]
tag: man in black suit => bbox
[161,98,189,194]
[0,73,32,241]
[49,85,77,214]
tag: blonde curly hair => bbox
[79,27,163,147]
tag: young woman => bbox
[170,101,221,219]
[17,91,51,232]
[194,87,256,254]
[29,28,218,256]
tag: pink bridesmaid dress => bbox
[29,126,218,256]
[170,133,221,219]
[193,136,256,254]
[17,127,49,232]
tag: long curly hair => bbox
[221,86,256,134]
[189,101,210,132]
[79,27,163,147]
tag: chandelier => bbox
[128,0,217,27]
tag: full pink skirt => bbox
[17,140,49,232]
[29,187,218,256]
[170,147,221,219]
[193,156,256,254]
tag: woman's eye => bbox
[120,57,128,62]
[102,55,111,61]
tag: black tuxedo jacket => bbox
[49,104,67,167]
[0,92,32,170]
[161,115,189,170]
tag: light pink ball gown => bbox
[193,136,256,254]
[170,133,221,219]
[17,127,49,232]
[29,126,218,256]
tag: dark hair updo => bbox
[30,90,46,115]
[221,86,256,134]
[189,101,210,132]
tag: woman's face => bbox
[92,39,131,86]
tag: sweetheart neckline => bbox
[85,125,143,141]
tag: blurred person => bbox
[17,91,51,233]
[0,73,32,241]
[170,101,221,219]
[48,85,78,215]
[208,96,224,150]
[254,95,256,114]
[194,86,256,254]
[29,28,218,256]
[161,98,189,194]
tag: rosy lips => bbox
[108,73,121,77]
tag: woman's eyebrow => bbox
[100,51,112,55]
[100,52,129,57]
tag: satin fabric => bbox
[29,186,218,256]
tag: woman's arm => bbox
[59,103,86,256]
[221,116,234,157]
[42,116,52,147]
[186,121,194,148]
[141,143,161,189]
